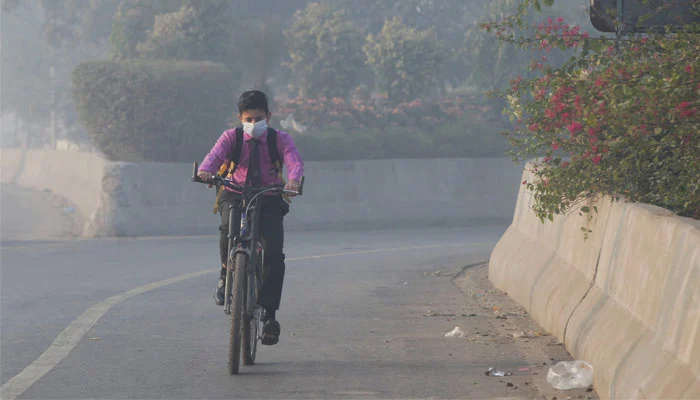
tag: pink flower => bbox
[568,121,583,135]
[592,154,602,165]
[557,17,564,23]
[685,65,694,74]
[595,79,604,87]
[552,141,560,151]
[561,161,570,168]
[679,106,697,118]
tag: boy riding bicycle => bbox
[197,90,304,345]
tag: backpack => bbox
[212,127,285,213]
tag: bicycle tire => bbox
[228,252,247,375]
[243,246,263,365]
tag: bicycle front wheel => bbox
[243,246,263,365]
[228,252,247,375]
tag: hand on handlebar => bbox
[284,179,300,197]
[197,171,213,182]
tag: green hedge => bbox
[72,60,235,162]
[290,120,510,161]
[272,94,511,161]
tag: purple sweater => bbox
[199,128,304,189]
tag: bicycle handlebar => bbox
[191,162,304,196]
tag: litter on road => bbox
[444,326,466,338]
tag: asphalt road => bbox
[0,184,81,241]
[1,184,595,400]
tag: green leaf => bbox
[581,206,591,213]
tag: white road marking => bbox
[0,242,486,400]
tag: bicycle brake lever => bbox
[192,162,200,182]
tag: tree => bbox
[38,0,121,47]
[488,0,699,220]
[136,0,233,65]
[363,17,445,104]
[463,0,593,92]
[1,0,51,141]
[285,2,367,98]
[109,0,178,59]
[232,17,287,103]
[329,0,485,89]
[2,0,114,147]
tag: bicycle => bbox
[191,162,304,375]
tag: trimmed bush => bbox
[273,94,511,161]
[72,60,235,162]
[290,124,509,162]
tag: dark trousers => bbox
[218,190,289,311]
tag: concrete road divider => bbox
[1,149,523,237]
[1,148,107,236]
[489,165,700,399]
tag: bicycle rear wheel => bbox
[228,252,247,375]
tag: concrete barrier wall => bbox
[1,149,524,237]
[490,166,700,399]
[284,158,524,231]
[1,149,108,236]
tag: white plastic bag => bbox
[444,326,466,338]
[547,360,594,390]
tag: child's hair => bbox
[238,90,269,115]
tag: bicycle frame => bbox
[223,194,264,317]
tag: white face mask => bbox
[242,119,268,139]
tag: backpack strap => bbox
[226,127,244,177]
[266,127,282,169]
[266,127,291,201]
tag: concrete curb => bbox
[489,165,700,399]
